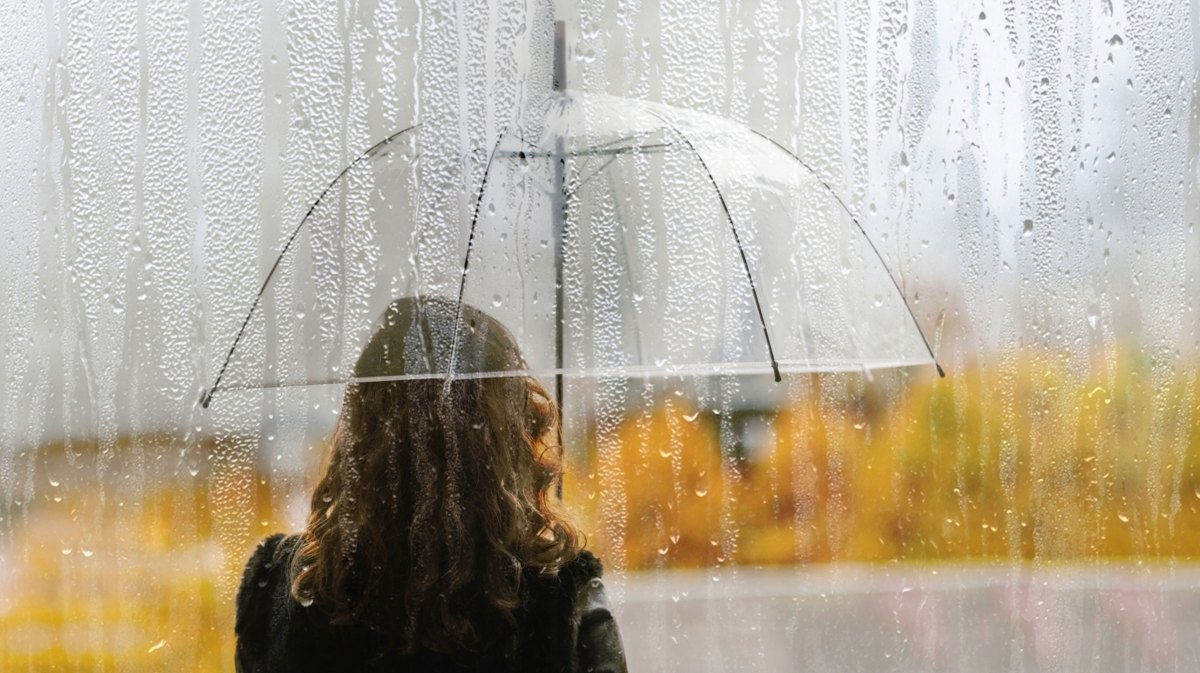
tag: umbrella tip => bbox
[200,388,213,409]
[936,363,946,379]
[771,361,781,383]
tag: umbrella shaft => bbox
[553,19,567,499]
[553,20,566,391]
[553,136,565,429]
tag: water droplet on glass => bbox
[1022,219,1034,236]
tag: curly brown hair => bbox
[290,296,582,655]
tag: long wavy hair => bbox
[290,296,582,655]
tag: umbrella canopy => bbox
[201,90,939,406]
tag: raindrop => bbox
[1108,34,1123,47]
[1022,219,1034,236]
[873,294,884,307]
[1106,152,1116,162]
[491,294,502,308]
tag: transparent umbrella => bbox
[199,29,940,409]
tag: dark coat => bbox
[235,534,628,673]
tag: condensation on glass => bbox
[1,0,1197,671]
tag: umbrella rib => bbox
[447,130,510,388]
[497,143,673,160]
[647,111,782,383]
[200,124,419,408]
[746,129,944,378]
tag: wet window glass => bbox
[2,0,1197,670]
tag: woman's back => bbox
[233,297,628,673]
[235,534,625,673]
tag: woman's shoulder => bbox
[521,548,604,606]
[241,533,299,574]
[235,534,301,659]
[237,534,299,600]
[562,550,626,673]
[558,548,604,586]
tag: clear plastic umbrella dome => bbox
[201,91,939,405]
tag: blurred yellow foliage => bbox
[568,349,1200,569]
[0,439,290,672]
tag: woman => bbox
[235,296,627,673]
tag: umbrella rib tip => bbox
[771,361,781,383]
[200,389,213,409]
[936,363,946,378]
